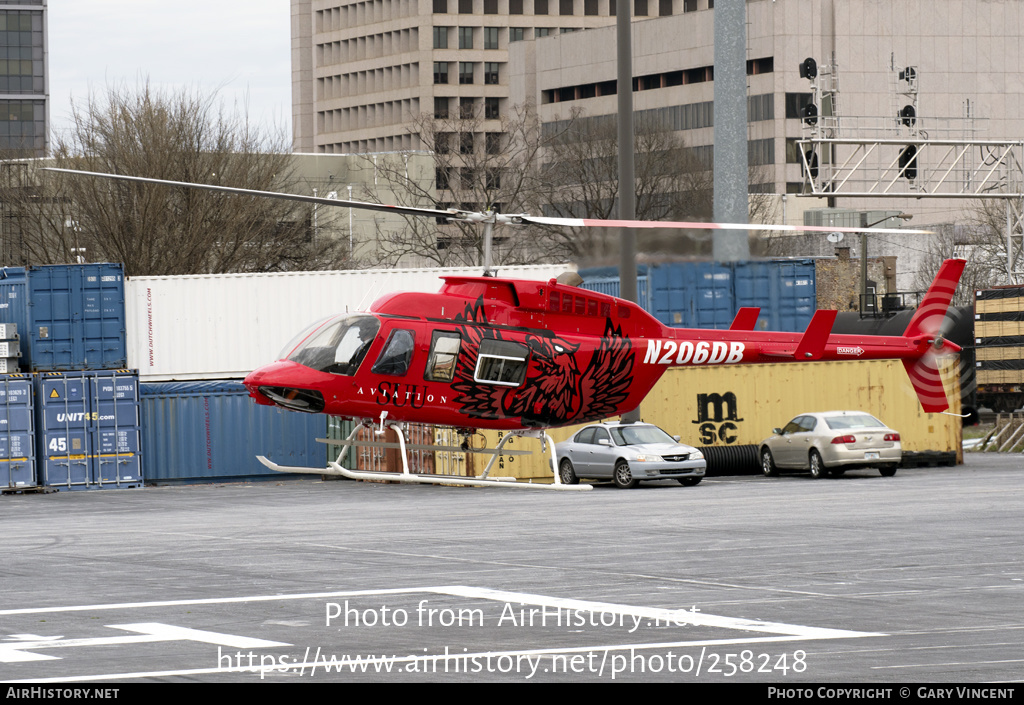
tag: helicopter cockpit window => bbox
[286,314,381,375]
[474,339,528,387]
[371,329,416,376]
[425,331,462,382]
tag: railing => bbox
[975,413,1024,452]
[859,290,923,318]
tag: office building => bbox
[0,0,46,157]
[291,0,702,153]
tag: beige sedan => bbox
[759,411,902,479]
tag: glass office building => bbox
[0,0,46,157]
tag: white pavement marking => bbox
[0,623,289,664]
[436,586,884,639]
[1,586,883,640]
[1,585,883,681]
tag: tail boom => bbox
[645,259,966,412]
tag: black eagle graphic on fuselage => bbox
[449,298,634,427]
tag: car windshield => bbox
[824,414,885,430]
[609,425,676,446]
[285,314,381,375]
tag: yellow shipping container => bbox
[475,358,962,479]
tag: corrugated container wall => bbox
[126,264,575,381]
[472,359,962,479]
[0,264,127,371]
[140,381,326,482]
[579,260,816,332]
[35,370,142,491]
[0,374,35,490]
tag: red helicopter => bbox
[45,168,966,490]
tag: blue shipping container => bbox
[0,263,127,371]
[580,259,817,332]
[0,374,35,490]
[140,381,326,483]
[35,370,142,490]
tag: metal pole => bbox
[860,213,911,314]
[616,0,639,423]
[860,213,868,313]
[712,0,750,261]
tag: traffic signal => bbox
[799,57,817,80]
[804,149,819,179]
[800,102,818,125]
[898,145,918,180]
[899,105,916,127]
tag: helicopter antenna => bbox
[482,217,494,277]
[356,270,391,312]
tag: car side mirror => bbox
[673,435,680,442]
[773,428,783,435]
[597,438,611,446]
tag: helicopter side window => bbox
[474,339,528,387]
[372,329,416,376]
[287,314,381,376]
[425,331,462,382]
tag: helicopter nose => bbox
[244,361,326,413]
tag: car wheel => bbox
[613,460,637,489]
[678,477,702,486]
[760,448,778,477]
[809,450,828,479]
[558,458,579,485]
[879,465,898,477]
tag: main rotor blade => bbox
[41,167,468,221]
[43,167,932,235]
[516,215,933,235]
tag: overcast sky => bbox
[47,0,292,143]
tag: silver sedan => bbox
[759,411,902,479]
[555,422,706,489]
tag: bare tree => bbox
[540,108,716,260]
[3,82,352,275]
[364,103,781,267]
[913,200,1016,304]
[363,103,559,268]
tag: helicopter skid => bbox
[255,454,591,491]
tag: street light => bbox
[860,212,913,314]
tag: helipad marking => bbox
[1,586,884,682]
[0,623,289,663]
[0,585,884,640]
[439,586,884,640]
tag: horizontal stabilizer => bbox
[793,310,838,361]
[729,307,760,331]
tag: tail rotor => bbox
[901,260,967,413]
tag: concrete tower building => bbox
[291,0,699,153]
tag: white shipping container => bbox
[125,264,575,381]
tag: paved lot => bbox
[1,453,1022,683]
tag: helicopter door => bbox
[371,329,416,376]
